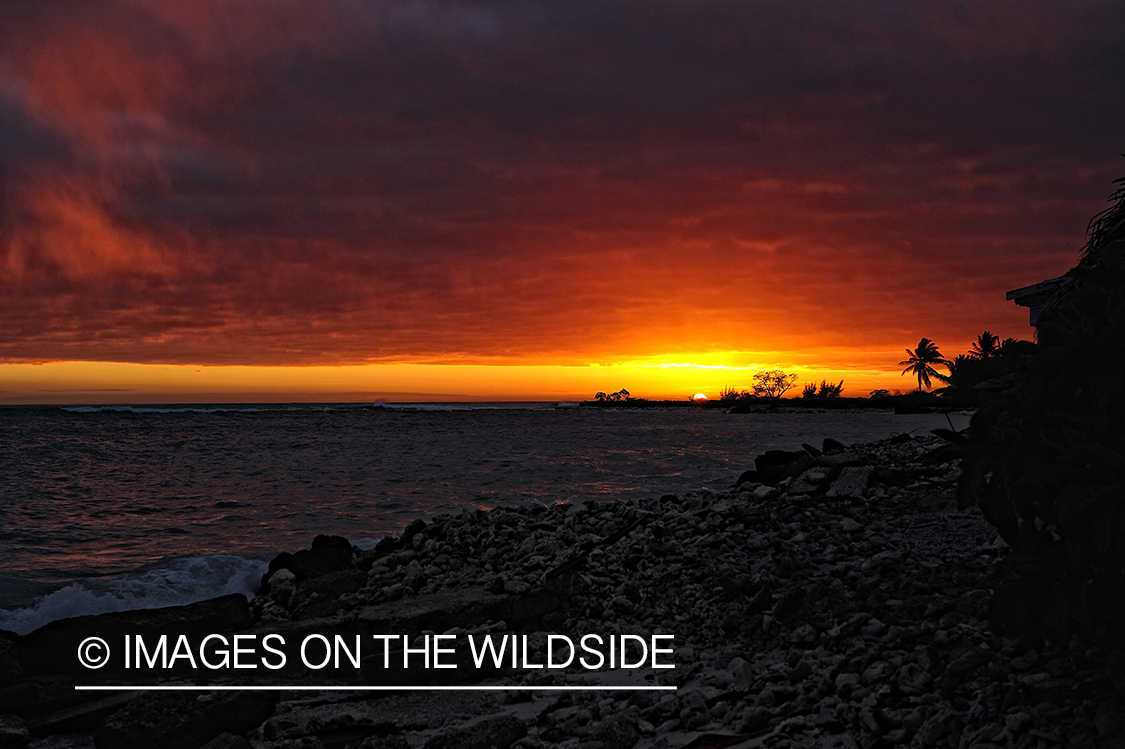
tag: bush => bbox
[953,177,1125,651]
[801,380,844,399]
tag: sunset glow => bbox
[2,1,1121,402]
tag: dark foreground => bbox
[2,433,1123,749]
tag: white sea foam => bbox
[0,555,269,635]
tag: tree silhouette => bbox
[969,331,1000,359]
[899,338,951,391]
[751,370,798,400]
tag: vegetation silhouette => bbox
[899,337,951,392]
[969,330,1000,359]
[801,380,844,399]
[944,175,1125,653]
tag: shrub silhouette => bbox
[801,380,844,399]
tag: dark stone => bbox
[597,715,640,749]
[719,613,743,634]
[291,570,368,619]
[0,639,23,686]
[754,450,805,484]
[400,520,427,547]
[25,692,136,736]
[358,735,409,749]
[357,537,399,570]
[305,715,404,748]
[889,432,914,443]
[18,594,251,677]
[822,438,848,454]
[772,588,807,627]
[263,536,357,591]
[199,733,253,749]
[944,647,992,678]
[0,682,37,715]
[422,714,526,749]
[94,691,276,749]
[745,587,773,616]
[0,714,30,748]
[801,442,823,457]
[734,470,759,487]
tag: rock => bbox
[0,714,30,748]
[895,662,931,696]
[912,708,959,747]
[754,450,805,484]
[267,570,298,608]
[358,734,409,749]
[773,588,807,627]
[261,739,324,749]
[826,466,873,498]
[594,715,640,749]
[94,691,276,749]
[822,438,848,454]
[944,647,991,678]
[199,733,254,749]
[801,443,823,457]
[291,570,368,618]
[0,639,22,687]
[18,595,251,677]
[734,470,759,487]
[422,714,526,749]
[788,469,828,495]
[358,584,560,635]
[24,693,137,736]
[264,535,356,590]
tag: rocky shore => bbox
[2,432,1124,749]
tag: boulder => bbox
[18,595,251,677]
[0,637,23,686]
[0,714,30,748]
[826,466,873,498]
[94,690,276,749]
[200,734,253,749]
[422,714,525,749]
[754,450,805,484]
[263,536,356,592]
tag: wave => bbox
[0,554,269,635]
[60,406,276,414]
[58,404,378,415]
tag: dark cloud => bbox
[1,0,1123,366]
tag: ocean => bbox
[0,403,970,633]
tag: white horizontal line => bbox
[75,685,676,692]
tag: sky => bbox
[1,0,1123,402]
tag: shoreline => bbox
[2,431,1120,748]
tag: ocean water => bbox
[0,403,969,633]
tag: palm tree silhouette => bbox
[969,331,1000,359]
[900,338,951,391]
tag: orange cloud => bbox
[0,0,1121,397]
[5,178,179,282]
